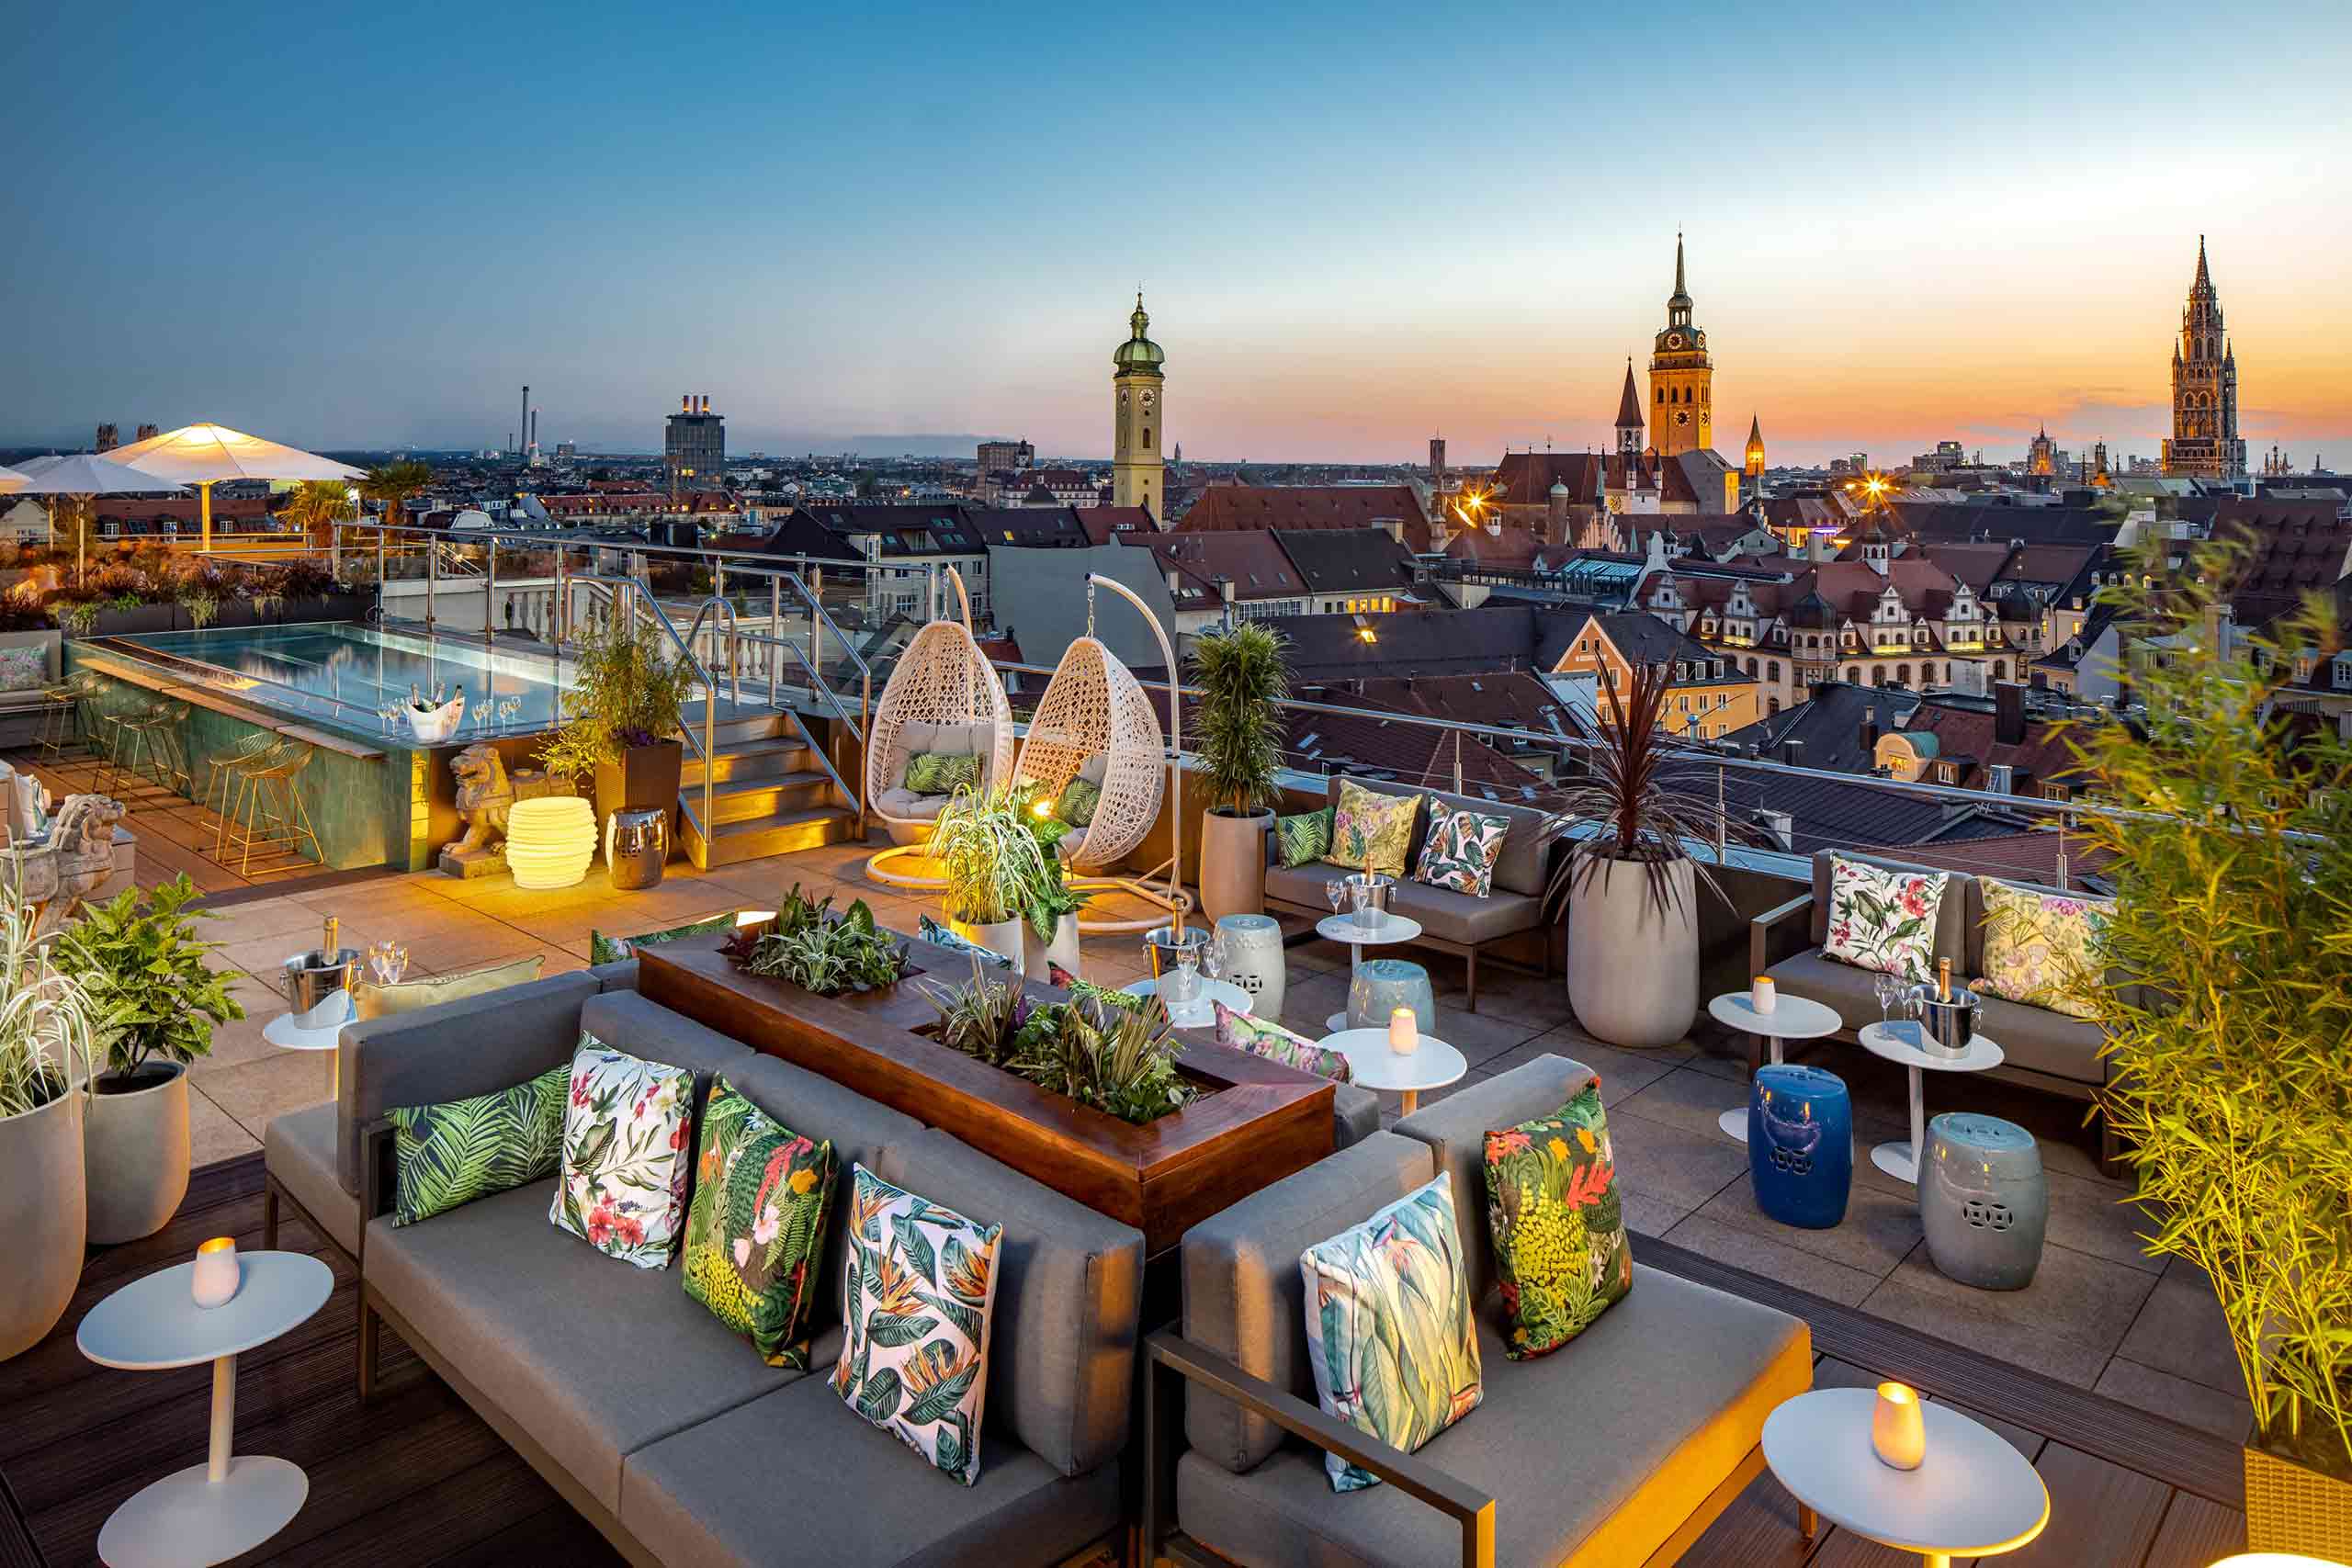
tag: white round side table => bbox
[1122,974,1252,1031]
[78,1251,335,1568]
[1314,911,1424,1032]
[1858,1022,2006,1185]
[1318,1027,1467,1116]
[1708,992,1844,1144]
[1761,1386,2048,1566]
[263,989,353,1096]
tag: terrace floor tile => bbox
[1659,1213,1884,1307]
[2095,1357,2253,1444]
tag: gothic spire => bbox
[1670,231,1690,307]
[1747,413,1763,446]
[2194,233,2210,290]
[1615,357,1644,430]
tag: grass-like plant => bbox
[1190,621,1290,816]
[930,784,1050,927]
[57,874,245,1081]
[538,607,698,781]
[720,884,910,997]
[2070,542,2352,1481]
[922,956,1191,1124]
[0,867,102,1119]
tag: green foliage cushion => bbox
[681,1078,836,1369]
[590,911,738,966]
[389,1064,568,1226]
[1055,776,1102,828]
[903,751,980,796]
[1276,806,1333,868]
[1483,1085,1633,1359]
[1412,809,1512,897]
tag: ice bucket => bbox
[284,946,361,1028]
[1904,983,1982,1061]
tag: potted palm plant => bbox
[2072,552,2352,1554]
[0,869,103,1360]
[1541,658,1760,1048]
[58,874,245,1245]
[931,784,1050,974]
[1189,621,1289,920]
[538,608,696,856]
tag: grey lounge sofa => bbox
[1262,778,1554,1011]
[1149,1055,1815,1568]
[1750,848,2120,1164]
[272,969,1144,1568]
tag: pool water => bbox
[103,623,571,739]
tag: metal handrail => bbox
[560,574,729,846]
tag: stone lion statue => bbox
[11,794,128,934]
[448,743,514,859]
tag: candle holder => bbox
[1388,1006,1419,1055]
[1871,1381,1925,1470]
[1751,976,1777,1015]
[191,1237,241,1310]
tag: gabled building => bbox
[1547,609,1760,739]
[1174,483,1434,551]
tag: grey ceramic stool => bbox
[1214,913,1286,1020]
[1921,1112,2048,1291]
[1346,957,1433,1032]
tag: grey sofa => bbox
[1262,778,1554,1011]
[1750,848,2120,1163]
[270,968,1144,1568]
[1149,1055,1815,1568]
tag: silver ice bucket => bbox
[1904,984,1982,1061]
[285,947,361,1027]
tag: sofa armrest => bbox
[1144,1329,1495,1568]
[358,1118,397,1224]
[1749,892,1813,977]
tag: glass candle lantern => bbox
[1871,1381,1925,1470]
[191,1236,240,1310]
[1388,1006,1419,1054]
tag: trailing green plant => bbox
[51,600,100,637]
[922,956,1190,1125]
[930,784,1050,927]
[177,588,220,631]
[719,884,910,997]
[1010,782,1090,940]
[2068,540,2352,1481]
[0,866,102,1118]
[56,874,244,1079]
[537,607,697,780]
[1189,621,1290,816]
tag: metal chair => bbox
[111,700,192,798]
[36,671,100,761]
[225,741,322,874]
[198,730,279,835]
[216,738,290,855]
[94,696,162,795]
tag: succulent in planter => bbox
[720,883,911,997]
[922,956,1191,1125]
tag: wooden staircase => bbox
[678,709,859,868]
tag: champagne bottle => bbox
[1937,956,1951,1003]
[323,914,340,962]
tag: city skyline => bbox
[6,0,2347,467]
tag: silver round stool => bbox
[1921,1111,2048,1291]
[605,806,669,891]
[1215,913,1286,1020]
[1347,957,1433,1032]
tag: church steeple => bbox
[1614,358,1644,455]
[1111,289,1166,519]
[1647,233,1712,457]
[2165,236,2245,479]
[1744,414,1766,479]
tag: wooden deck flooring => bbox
[1,1156,2245,1568]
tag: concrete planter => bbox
[1,1088,85,1360]
[1021,913,1083,982]
[1566,855,1699,1048]
[1199,807,1272,922]
[85,1063,190,1245]
[952,915,1028,976]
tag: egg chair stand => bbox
[864,567,1014,888]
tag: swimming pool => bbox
[87,623,572,739]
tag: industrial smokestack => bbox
[521,386,529,455]
[529,408,538,449]
[682,393,691,413]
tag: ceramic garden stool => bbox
[1921,1112,2048,1291]
[1215,913,1286,1020]
[1346,957,1433,1033]
[1747,1064,1853,1230]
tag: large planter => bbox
[952,915,1028,976]
[2245,1434,2352,1557]
[1199,807,1272,922]
[1566,855,1699,1048]
[85,1063,190,1245]
[594,738,684,860]
[1,1089,85,1360]
[1021,913,1082,981]
[90,604,175,637]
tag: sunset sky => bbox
[6,0,2346,467]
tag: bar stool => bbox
[217,739,289,856]
[94,696,161,795]
[36,671,98,761]
[198,731,279,834]
[112,700,191,797]
[227,742,322,874]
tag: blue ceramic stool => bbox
[1922,1112,2048,1290]
[1747,1064,1852,1230]
[1346,958,1433,1032]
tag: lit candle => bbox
[1871,1382,1925,1470]
[1751,976,1777,1015]
[1388,1006,1419,1055]
[191,1236,240,1310]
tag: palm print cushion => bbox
[1325,780,1420,877]
[1975,880,2109,1020]
[1056,775,1102,828]
[1411,808,1513,897]
[550,1039,695,1269]
[1822,856,1951,981]
[1299,1171,1484,1492]
[389,1063,567,1226]
[903,750,979,795]
[1484,1084,1633,1359]
[680,1078,836,1368]
[1276,806,1333,868]
[1212,998,1353,1083]
[589,911,738,965]
[832,1165,1002,1485]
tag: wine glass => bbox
[1350,878,1375,934]
[368,940,409,986]
[1872,970,1905,1024]
[1325,879,1348,925]
[498,694,521,727]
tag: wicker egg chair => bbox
[1013,636,1165,874]
[864,570,1013,850]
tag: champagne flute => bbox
[1325,879,1348,926]
[368,940,408,986]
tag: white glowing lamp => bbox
[507,796,596,890]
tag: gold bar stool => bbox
[198,730,278,835]
[228,742,322,875]
[217,738,290,856]
[37,671,99,761]
[112,700,192,798]
[94,696,160,796]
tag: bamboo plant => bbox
[1189,622,1290,816]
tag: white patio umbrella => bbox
[9,453,190,586]
[0,463,28,490]
[101,423,363,552]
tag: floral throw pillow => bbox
[390,1063,568,1226]
[1325,780,1419,878]
[1299,1172,1483,1493]
[832,1166,1002,1485]
[1483,1084,1633,1359]
[589,911,738,966]
[681,1078,836,1369]
[0,647,47,693]
[1823,856,1950,982]
[1276,806,1333,868]
[550,1040,695,1269]
[1212,998,1352,1083]
[1412,808,1512,897]
[1975,881,2109,1021]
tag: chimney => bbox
[1860,712,1880,756]
[1757,808,1795,850]
[683,393,692,413]
[1166,569,1182,598]
[1379,517,1405,546]
[1779,739,1805,769]
[1994,681,2027,747]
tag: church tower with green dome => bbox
[1111,291,1164,521]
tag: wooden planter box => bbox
[638,935,1334,1254]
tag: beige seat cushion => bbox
[351,953,544,1021]
[264,1102,363,1257]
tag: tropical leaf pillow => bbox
[1325,781,1419,878]
[1484,1084,1632,1359]
[1822,856,1950,982]
[1056,775,1102,828]
[1412,809,1512,897]
[681,1078,836,1368]
[389,1063,568,1226]
[1276,806,1333,868]
[550,1040,695,1269]
[903,750,980,795]
[1299,1171,1484,1493]
[831,1166,1003,1485]
[1212,998,1352,1083]
[1975,881,2109,1020]
[589,911,738,966]
[919,914,1013,969]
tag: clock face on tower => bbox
[1668,333,1684,348]
[1674,411,1691,427]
